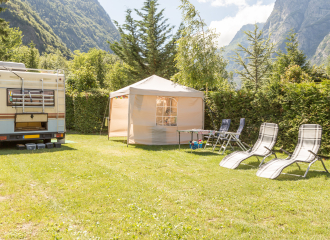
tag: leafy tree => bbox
[0,27,22,61]
[234,24,274,91]
[67,49,122,92]
[69,49,116,89]
[106,61,132,91]
[39,50,68,70]
[9,41,40,68]
[172,0,229,91]
[9,45,29,63]
[67,64,98,92]
[110,0,179,80]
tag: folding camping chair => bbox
[219,118,246,154]
[257,124,329,179]
[219,122,278,169]
[204,119,231,150]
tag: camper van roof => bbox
[0,61,26,70]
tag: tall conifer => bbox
[272,30,310,81]
[110,0,179,80]
[234,24,274,92]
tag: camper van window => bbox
[156,97,178,126]
[7,89,55,107]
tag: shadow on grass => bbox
[190,151,220,156]
[111,139,185,151]
[0,141,77,155]
[110,139,221,156]
[275,168,330,181]
[131,144,185,151]
[111,139,128,145]
[235,160,261,170]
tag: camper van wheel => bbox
[44,139,51,144]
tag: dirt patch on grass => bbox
[0,196,10,201]
[208,218,218,222]
[21,223,33,230]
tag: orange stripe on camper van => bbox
[48,113,65,119]
[0,114,65,120]
[0,114,15,119]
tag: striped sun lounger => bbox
[257,124,329,179]
[219,123,279,169]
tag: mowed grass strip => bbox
[0,133,330,239]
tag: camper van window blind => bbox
[7,89,55,107]
[156,97,178,126]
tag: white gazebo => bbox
[108,75,204,145]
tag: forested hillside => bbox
[24,0,120,52]
[0,0,120,54]
[0,0,71,57]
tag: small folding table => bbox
[177,129,215,150]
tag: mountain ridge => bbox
[0,0,120,55]
[24,0,120,52]
[0,0,71,57]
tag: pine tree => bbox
[27,41,39,69]
[272,30,310,81]
[109,0,179,80]
[234,24,274,92]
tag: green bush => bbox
[206,81,330,154]
[66,89,109,133]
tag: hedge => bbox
[206,81,330,154]
[66,89,109,134]
[65,94,75,130]
[65,82,330,153]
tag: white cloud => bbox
[198,0,247,7]
[209,2,275,47]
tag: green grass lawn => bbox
[0,133,330,239]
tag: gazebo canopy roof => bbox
[110,75,204,98]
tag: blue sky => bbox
[98,0,276,47]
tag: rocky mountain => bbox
[0,0,120,54]
[0,0,71,57]
[312,33,330,64]
[223,0,330,78]
[262,0,330,65]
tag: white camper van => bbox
[0,61,66,144]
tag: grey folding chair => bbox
[219,122,278,169]
[219,118,246,154]
[257,124,329,179]
[204,119,231,150]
